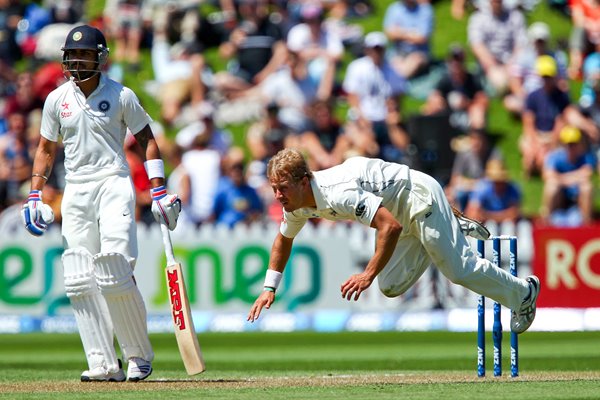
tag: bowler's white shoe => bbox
[511,276,541,334]
[452,207,491,241]
[127,357,152,382]
[81,360,126,382]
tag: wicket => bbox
[477,235,519,378]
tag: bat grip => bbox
[160,224,177,265]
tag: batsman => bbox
[248,149,540,335]
[21,25,181,382]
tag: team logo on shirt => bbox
[98,100,110,112]
[60,102,72,118]
[355,203,367,218]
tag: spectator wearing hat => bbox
[422,45,489,132]
[467,0,527,96]
[519,55,571,177]
[465,159,522,223]
[542,126,597,226]
[342,31,410,164]
[504,22,569,115]
[383,0,434,79]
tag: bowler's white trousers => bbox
[377,169,529,310]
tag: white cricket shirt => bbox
[281,157,414,238]
[40,74,152,183]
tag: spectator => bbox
[104,0,145,79]
[567,0,600,79]
[504,22,569,115]
[383,0,434,79]
[286,2,344,71]
[542,126,596,226]
[150,27,207,126]
[181,127,222,226]
[519,55,570,177]
[214,0,287,98]
[299,99,351,170]
[465,158,522,223]
[0,112,31,209]
[165,144,193,229]
[213,146,264,228]
[3,71,44,119]
[254,48,335,134]
[467,0,527,95]
[445,128,501,211]
[175,101,232,156]
[342,31,410,164]
[422,45,489,132]
[578,51,600,108]
[0,0,25,67]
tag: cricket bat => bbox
[160,224,206,375]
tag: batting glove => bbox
[151,185,182,231]
[21,190,54,236]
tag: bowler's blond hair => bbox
[267,148,313,183]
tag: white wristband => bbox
[264,269,282,290]
[144,159,165,179]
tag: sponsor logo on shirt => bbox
[60,102,72,118]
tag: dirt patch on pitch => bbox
[2,371,600,394]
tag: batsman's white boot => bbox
[81,360,126,382]
[127,357,153,382]
[511,276,541,334]
[452,207,490,241]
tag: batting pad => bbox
[62,248,120,372]
[93,252,154,362]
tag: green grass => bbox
[0,331,599,399]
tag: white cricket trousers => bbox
[377,169,529,310]
[61,173,137,262]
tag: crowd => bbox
[1,0,599,231]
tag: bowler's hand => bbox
[247,290,275,323]
[341,273,374,301]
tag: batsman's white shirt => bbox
[40,75,151,183]
[280,157,529,310]
[40,75,151,261]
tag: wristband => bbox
[264,286,276,293]
[28,190,42,201]
[264,269,282,290]
[144,159,165,180]
[151,185,167,201]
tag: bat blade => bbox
[166,262,206,375]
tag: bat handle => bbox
[160,224,177,266]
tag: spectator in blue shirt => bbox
[213,146,264,228]
[465,159,522,223]
[383,0,433,79]
[542,126,597,226]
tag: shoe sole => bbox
[128,368,153,382]
[511,276,541,334]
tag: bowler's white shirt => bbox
[41,74,151,183]
[280,157,411,238]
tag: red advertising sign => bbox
[532,226,600,307]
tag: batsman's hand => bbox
[247,290,275,323]
[21,190,54,236]
[151,185,182,230]
[341,272,374,301]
